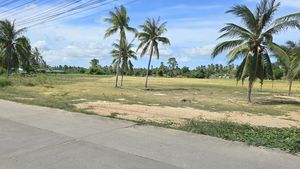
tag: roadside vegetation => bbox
[138,120,300,154]
[0,77,12,87]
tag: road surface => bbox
[0,100,299,169]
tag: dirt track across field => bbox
[75,101,300,128]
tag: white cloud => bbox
[32,40,49,51]
[25,23,117,67]
[182,44,215,57]
[245,0,300,8]
[274,0,300,8]
[42,42,110,63]
[177,56,191,63]
[159,46,173,57]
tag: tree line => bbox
[50,56,291,81]
[83,57,237,78]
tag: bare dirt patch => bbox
[75,101,300,128]
[275,95,300,102]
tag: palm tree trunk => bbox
[121,71,124,87]
[115,62,120,88]
[6,52,11,78]
[145,55,153,89]
[288,80,293,96]
[6,60,9,78]
[247,80,253,103]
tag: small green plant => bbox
[0,77,12,87]
[179,120,300,153]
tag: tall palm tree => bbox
[0,20,31,76]
[137,17,170,89]
[111,40,137,87]
[276,41,300,96]
[104,5,137,87]
[31,47,47,71]
[211,0,300,102]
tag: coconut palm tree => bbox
[0,20,32,76]
[276,41,300,96]
[111,40,137,87]
[137,17,170,89]
[104,5,137,87]
[211,0,300,102]
[31,47,47,71]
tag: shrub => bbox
[179,120,300,153]
[0,67,6,75]
[0,77,12,87]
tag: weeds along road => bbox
[0,99,299,169]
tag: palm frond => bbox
[212,39,244,58]
[157,37,170,45]
[276,12,300,22]
[226,5,257,33]
[104,27,118,38]
[227,43,249,64]
[264,20,300,35]
[218,23,252,39]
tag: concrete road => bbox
[0,100,299,169]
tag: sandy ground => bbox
[275,95,300,101]
[75,101,300,128]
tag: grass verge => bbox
[137,119,300,154]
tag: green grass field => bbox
[1,74,300,116]
[1,74,300,153]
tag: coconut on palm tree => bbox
[137,17,170,89]
[0,20,32,76]
[276,41,300,96]
[104,5,137,87]
[111,39,137,87]
[211,0,300,102]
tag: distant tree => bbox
[272,61,284,80]
[181,66,190,77]
[156,62,168,77]
[88,58,103,75]
[168,57,178,70]
[167,57,178,77]
[104,5,137,87]
[90,58,99,68]
[212,0,300,102]
[137,17,171,89]
[31,47,47,71]
[276,41,300,96]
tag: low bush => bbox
[137,119,300,153]
[179,120,300,153]
[0,77,12,87]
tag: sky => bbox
[2,0,300,68]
